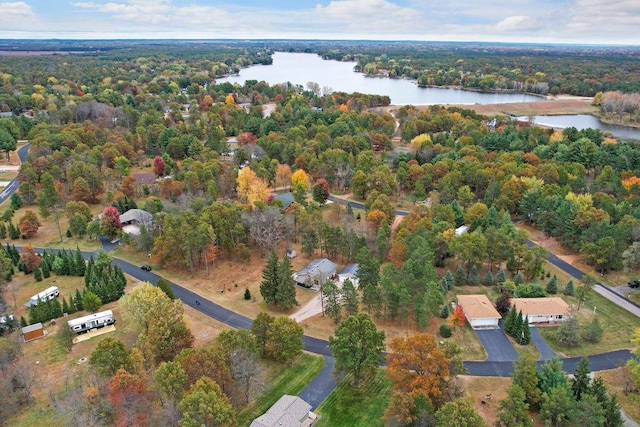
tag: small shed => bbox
[250,395,316,427]
[338,263,359,288]
[293,258,338,288]
[273,192,295,211]
[22,323,47,342]
[457,294,502,329]
[286,248,297,258]
[511,297,570,324]
[454,225,469,236]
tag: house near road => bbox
[457,294,502,329]
[250,395,317,427]
[119,208,157,236]
[338,263,359,288]
[511,297,570,324]
[293,258,337,288]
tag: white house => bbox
[454,225,469,236]
[511,297,570,324]
[250,395,317,427]
[457,294,502,329]
[293,259,337,288]
[338,263,359,288]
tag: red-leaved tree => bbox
[153,156,165,177]
[100,206,122,239]
[108,369,150,427]
[448,305,467,329]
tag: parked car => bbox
[141,265,152,272]
[629,280,640,289]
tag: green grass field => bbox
[237,353,325,426]
[537,288,640,357]
[315,369,392,427]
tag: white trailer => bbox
[29,286,59,306]
[67,309,115,334]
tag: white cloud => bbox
[0,2,37,30]
[495,15,542,32]
[315,0,423,30]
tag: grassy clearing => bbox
[237,353,324,426]
[537,288,640,357]
[315,368,391,427]
[597,368,640,423]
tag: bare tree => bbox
[243,206,285,256]
[230,348,261,403]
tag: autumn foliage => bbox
[153,156,165,177]
[448,305,466,329]
[236,167,269,206]
[108,369,150,427]
[18,209,41,238]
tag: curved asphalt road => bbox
[0,143,30,206]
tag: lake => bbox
[221,52,640,140]
[219,52,544,106]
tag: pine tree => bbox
[34,265,42,281]
[19,316,27,327]
[468,265,480,285]
[244,289,251,300]
[511,310,523,342]
[74,248,86,276]
[275,256,298,309]
[520,317,531,345]
[85,257,94,287]
[546,275,558,294]
[496,268,507,284]
[260,250,279,304]
[342,278,359,316]
[443,270,455,290]
[572,357,591,400]
[41,259,50,278]
[0,222,6,239]
[156,279,175,300]
[74,288,84,311]
[62,297,70,314]
[8,222,19,239]
[563,279,574,296]
[454,266,466,286]
[440,304,451,319]
[513,272,524,285]
[504,306,517,334]
[483,270,494,286]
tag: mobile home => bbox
[68,310,115,334]
[29,286,59,306]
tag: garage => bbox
[457,294,502,329]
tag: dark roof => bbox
[132,172,156,184]
[273,192,295,210]
[339,263,359,276]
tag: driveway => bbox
[530,327,558,361]
[474,327,519,362]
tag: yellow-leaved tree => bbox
[237,167,269,207]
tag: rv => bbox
[29,286,60,306]
[67,310,116,334]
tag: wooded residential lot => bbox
[1,40,640,426]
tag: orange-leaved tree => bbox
[448,305,466,329]
[108,368,151,427]
[385,333,450,422]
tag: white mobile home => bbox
[28,286,59,306]
[68,309,115,334]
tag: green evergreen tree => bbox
[440,304,451,319]
[512,355,542,408]
[504,306,517,335]
[496,268,507,284]
[156,279,175,300]
[546,275,558,294]
[8,222,19,239]
[260,250,279,304]
[85,257,94,287]
[41,259,50,278]
[74,288,84,311]
[583,317,604,343]
[19,316,27,327]
[468,264,480,285]
[483,270,494,286]
[62,297,70,314]
[341,278,359,317]
[520,316,531,345]
[563,279,574,296]
[74,248,86,276]
[513,272,524,285]
[443,269,455,290]
[454,266,466,286]
[572,357,591,401]
[244,289,251,300]
[275,256,298,309]
[510,310,523,342]
[66,228,72,238]
[33,265,42,282]
[0,222,6,239]
[495,384,533,427]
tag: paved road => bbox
[475,326,519,362]
[0,143,30,206]
[299,356,336,410]
[530,327,558,361]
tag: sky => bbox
[0,0,639,45]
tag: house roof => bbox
[296,258,337,278]
[119,208,156,227]
[339,263,359,276]
[457,294,501,320]
[22,323,43,334]
[250,395,311,427]
[273,192,295,210]
[511,297,570,317]
[132,172,156,184]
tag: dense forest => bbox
[0,41,640,426]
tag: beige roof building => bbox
[250,395,316,427]
[511,297,570,324]
[457,294,501,329]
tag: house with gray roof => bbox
[250,395,317,427]
[119,209,157,236]
[272,192,295,211]
[338,263,359,288]
[293,258,337,288]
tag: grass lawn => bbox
[315,368,392,427]
[537,288,640,357]
[237,353,324,426]
[597,368,640,423]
